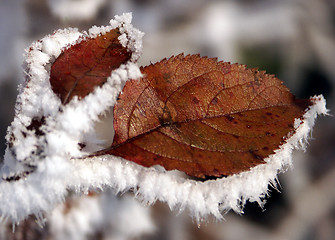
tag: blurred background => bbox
[0,0,334,239]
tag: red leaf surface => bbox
[50,28,131,104]
[96,54,311,178]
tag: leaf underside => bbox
[95,54,311,178]
[50,28,131,104]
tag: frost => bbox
[0,12,328,225]
[69,96,327,222]
[41,28,82,58]
[111,13,145,62]
[0,13,143,223]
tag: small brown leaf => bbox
[50,28,131,104]
[96,54,311,178]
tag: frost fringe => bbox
[69,95,327,222]
[0,13,328,224]
[0,13,144,223]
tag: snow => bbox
[0,12,328,225]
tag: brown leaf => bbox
[50,28,132,104]
[96,54,311,178]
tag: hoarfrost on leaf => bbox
[0,12,328,225]
[0,13,144,223]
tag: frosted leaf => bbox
[0,13,143,223]
[68,95,327,221]
[0,11,328,225]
